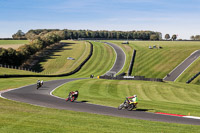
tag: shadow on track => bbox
[135,108,154,112]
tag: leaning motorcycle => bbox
[66,92,78,102]
[37,83,41,89]
[118,99,136,111]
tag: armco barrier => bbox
[99,75,163,82]
[186,72,200,84]
[0,42,93,78]
[128,49,136,76]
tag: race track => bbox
[1,78,200,125]
[1,43,200,126]
[164,50,200,81]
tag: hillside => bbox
[109,41,200,83]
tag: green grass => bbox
[1,96,200,133]
[0,41,115,77]
[69,41,116,78]
[38,40,90,75]
[192,75,200,85]
[0,67,36,75]
[109,41,200,79]
[0,40,29,45]
[0,77,64,91]
[1,40,200,132]
[0,40,29,49]
[0,40,91,76]
[54,79,200,117]
[177,57,200,83]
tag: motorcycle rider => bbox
[37,80,41,86]
[41,80,43,85]
[124,95,138,107]
[66,90,79,101]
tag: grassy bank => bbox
[109,41,200,79]
[38,40,90,75]
[177,58,200,84]
[69,41,116,78]
[0,67,36,75]
[54,79,200,117]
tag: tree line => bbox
[0,31,64,66]
[1,29,161,67]
[164,34,177,41]
[25,29,162,40]
[190,35,200,40]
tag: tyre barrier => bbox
[100,75,163,82]
[0,42,93,78]
[128,49,136,76]
[186,72,200,84]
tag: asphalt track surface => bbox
[1,43,200,126]
[164,50,200,81]
[103,42,126,75]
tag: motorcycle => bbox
[37,83,41,89]
[118,98,137,111]
[66,91,79,102]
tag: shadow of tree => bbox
[32,43,75,72]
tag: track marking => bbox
[156,112,200,120]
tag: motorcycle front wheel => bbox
[118,103,124,110]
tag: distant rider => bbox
[41,80,43,85]
[66,90,79,101]
[37,80,41,86]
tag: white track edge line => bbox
[183,116,200,120]
[103,42,118,76]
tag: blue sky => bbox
[0,0,200,39]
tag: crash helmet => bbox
[134,95,137,97]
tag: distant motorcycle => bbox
[118,98,137,111]
[37,83,41,89]
[66,91,79,102]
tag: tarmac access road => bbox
[1,43,200,126]
[164,50,200,81]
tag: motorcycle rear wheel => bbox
[70,97,75,102]
[127,104,134,111]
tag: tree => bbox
[150,34,159,40]
[190,35,195,40]
[195,35,200,40]
[165,34,170,40]
[172,34,177,41]
[12,30,26,40]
